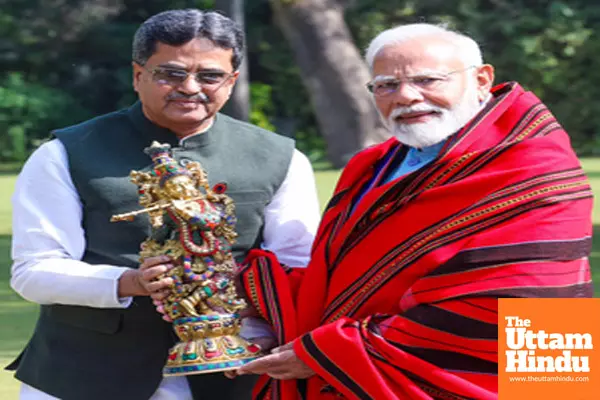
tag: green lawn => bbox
[1,160,600,398]
[0,174,38,399]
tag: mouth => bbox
[394,111,440,123]
[169,100,204,109]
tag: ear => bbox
[225,71,241,96]
[132,61,144,93]
[475,64,495,101]
[229,70,241,87]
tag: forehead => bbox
[148,37,234,71]
[372,36,464,76]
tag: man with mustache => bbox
[7,9,320,400]
[231,23,593,399]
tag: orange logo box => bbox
[499,298,600,400]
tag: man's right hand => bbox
[224,336,280,379]
[117,255,174,298]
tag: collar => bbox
[409,139,447,155]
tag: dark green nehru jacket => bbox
[11,102,294,400]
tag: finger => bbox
[139,255,172,270]
[271,342,294,353]
[141,265,174,281]
[224,370,238,379]
[237,354,284,375]
[150,289,171,301]
[237,361,268,375]
[144,277,174,293]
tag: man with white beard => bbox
[365,23,493,165]
[225,24,594,400]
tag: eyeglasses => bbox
[141,65,235,89]
[366,66,476,97]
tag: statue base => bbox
[164,355,259,376]
[163,314,263,376]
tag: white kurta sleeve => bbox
[10,139,132,308]
[261,149,320,267]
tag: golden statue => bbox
[111,141,262,376]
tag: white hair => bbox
[365,23,483,70]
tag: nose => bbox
[391,82,424,106]
[178,75,202,95]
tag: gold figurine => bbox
[111,141,262,375]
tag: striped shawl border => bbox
[412,266,591,298]
[382,324,497,356]
[454,282,594,300]
[401,304,497,340]
[299,334,373,400]
[427,237,593,278]
[366,350,481,400]
[256,257,286,345]
[386,343,498,374]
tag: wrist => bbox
[118,269,145,297]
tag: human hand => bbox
[227,341,315,380]
[118,255,174,298]
[224,336,279,379]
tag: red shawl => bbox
[240,82,593,399]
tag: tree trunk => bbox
[269,0,388,167]
[215,0,250,121]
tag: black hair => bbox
[132,9,244,70]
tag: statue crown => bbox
[144,141,190,186]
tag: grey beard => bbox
[389,92,482,149]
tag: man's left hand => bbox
[233,342,315,380]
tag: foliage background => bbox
[1,0,599,163]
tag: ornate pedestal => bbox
[164,314,262,376]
